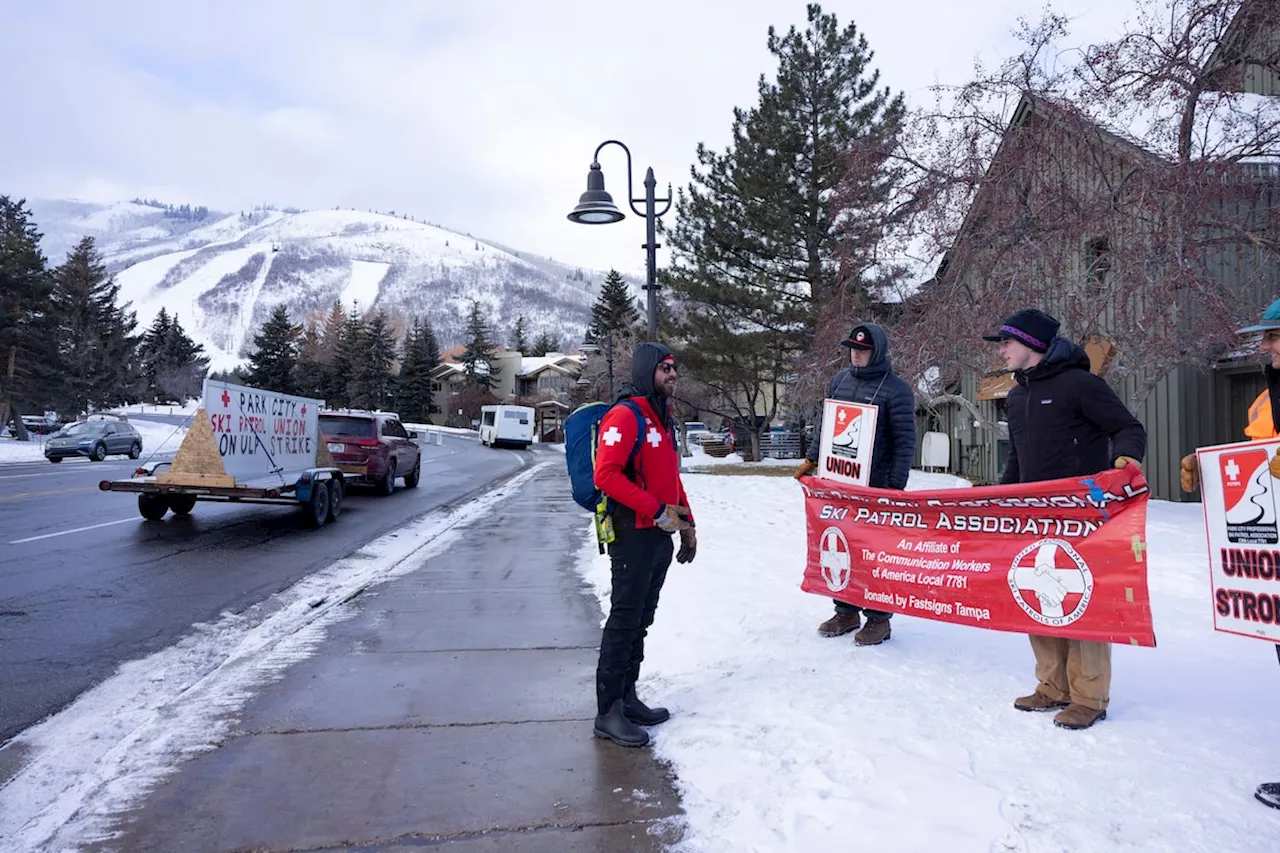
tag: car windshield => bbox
[60,422,105,436]
[320,416,375,437]
[685,422,708,432]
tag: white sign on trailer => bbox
[203,380,324,482]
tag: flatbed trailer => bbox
[99,381,345,527]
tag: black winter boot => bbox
[1256,782,1280,810]
[624,688,670,725]
[593,699,650,747]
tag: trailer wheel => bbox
[138,493,169,521]
[169,494,197,515]
[326,478,344,522]
[306,481,330,527]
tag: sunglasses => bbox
[658,362,679,374]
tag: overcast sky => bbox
[0,0,1140,275]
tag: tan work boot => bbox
[854,618,891,646]
[1014,690,1070,712]
[818,610,860,637]
[1053,704,1107,730]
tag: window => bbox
[319,416,375,437]
[382,420,407,438]
[482,411,496,426]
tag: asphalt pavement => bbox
[0,428,526,744]
[82,463,683,852]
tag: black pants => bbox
[833,599,891,620]
[595,514,674,715]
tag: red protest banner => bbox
[800,467,1155,646]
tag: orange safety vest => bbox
[1246,390,1278,440]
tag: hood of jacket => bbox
[616,342,675,425]
[848,323,892,381]
[1017,336,1092,385]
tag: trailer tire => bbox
[138,493,169,521]
[326,478,343,522]
[306,481,330,527]
[169,495,197,515]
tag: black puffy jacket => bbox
[1000,337,1146,485]
[806,323,916,489]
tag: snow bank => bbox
[574,472,1279,852]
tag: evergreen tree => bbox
[395,318,439,422]
[293,319,326,400]
[588,270,641,339]
[137,309,209,403]
[531,331,561,357]
[511,315,530,353]
[317,301,348,405]
[461,300,498,389]
[245,305,302,394]
[663,4,905,426]
[328,311,364,408]
[349,309,396,409]
[51,237,140,414]
[0,197,60,436]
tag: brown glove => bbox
[677,528,697,564]
[1114,456,1142,474]
[1271,449,1280,481]
[1180,453,1199,492]
[654,504,692,533]
[793,459,817,480]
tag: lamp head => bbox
[567,162,624,225]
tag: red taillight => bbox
[349,438,381,448]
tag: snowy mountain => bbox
[27,199,608,372]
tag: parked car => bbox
[682,421,714,445]
[319,411,421,496]
[44,420,142,462]
[5,414,63,436]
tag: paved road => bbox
[0,432,532,744]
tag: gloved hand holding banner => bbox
[799,466,1154,646]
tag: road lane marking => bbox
[9,517,137,544]
[0,485,99,502]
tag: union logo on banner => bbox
[1218,448,1278,544]
[819,526,851,591]
[1007,539,1094,628]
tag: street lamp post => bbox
[567,140,673,342]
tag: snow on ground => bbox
[574,472,1280,853]
[341,259,390,311]
[0,420,188,465]
[110,401,202,417]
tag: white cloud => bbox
[0,0,1139,274]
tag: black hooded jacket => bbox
[805,323,916,489]
[615,342,675,431]
[1000,337,1146,485]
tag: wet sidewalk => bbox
[93,465,683,852]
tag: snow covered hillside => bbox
[27,200,605,372]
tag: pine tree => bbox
[245,305,302,394]
[395,318,439,422]
[531,331,561,357]
[138,309,210,403]
[511,315,530,353]
[349,309,397,409]
[293,319,326,400]
[663,3,905,429]
[0,197,61,436]
[328,311,364,408]
[317,301,347,405]
[461,300,498,389]
[589,270,641,339]
[50,236,139,414]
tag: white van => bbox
[479,405,535,448]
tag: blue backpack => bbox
[564,400,645,512]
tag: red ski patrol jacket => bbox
[593,395,693,531]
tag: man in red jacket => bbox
[592,342,696,747]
